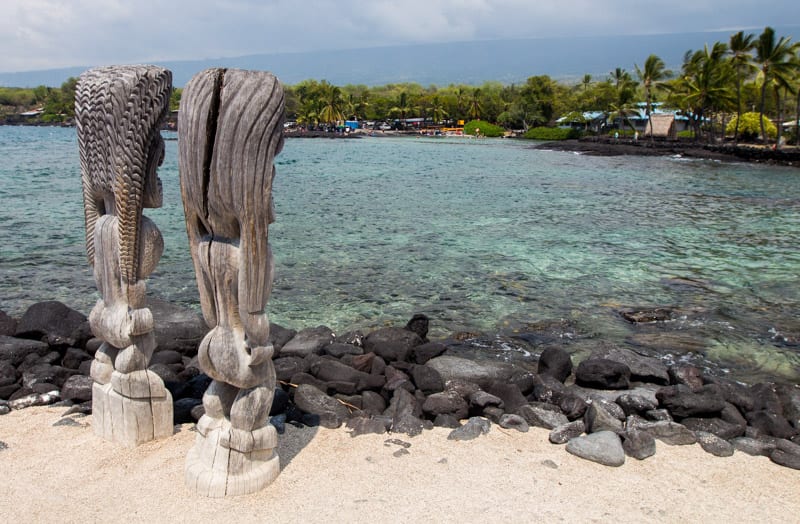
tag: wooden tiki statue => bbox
[75,65,174,446]
[179,68,285,497]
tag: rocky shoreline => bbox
[536,137,800,167]
[1,299,799,471]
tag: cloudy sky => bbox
[2,0,798,72]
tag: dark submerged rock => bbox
[620,307,676,323]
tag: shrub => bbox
[607,128,636,137]
[726,112,777,140]
[463,120,505,137]
[523,126,581,140]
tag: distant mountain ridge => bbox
[2,27,799,88]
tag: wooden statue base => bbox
[91,373,173,447]
[185,415,280,497]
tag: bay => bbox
[1,126,799,383]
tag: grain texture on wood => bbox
[76,65,173,447]
[179,68,285,497]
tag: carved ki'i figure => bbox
[75,65,173,446]
[179,68,285,497]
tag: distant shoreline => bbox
[535,137,800,167]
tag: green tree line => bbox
[2,27,798,145]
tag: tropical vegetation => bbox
[2,27,799,146]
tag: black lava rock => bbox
[410,365,444,394]
[575,358,631,390]
[363,327,422,363]
[537,346,573,383]
[15,301,88,347]
[405,314,430,342]
[656,384,726,418]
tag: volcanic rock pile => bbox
[2,300,799,470]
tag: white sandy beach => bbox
[1,406,798,523]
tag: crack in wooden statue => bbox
[179,68,285,497]
[76,65,174,447]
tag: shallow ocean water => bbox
[1,126,799,383]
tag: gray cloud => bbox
[2,0,798,72]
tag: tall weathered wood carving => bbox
[179,68,285,497]
[76,65,174,447]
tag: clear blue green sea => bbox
[2,126,799,383]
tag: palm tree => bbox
[635,54,670,140]
[318,82,345,126]
[429,95,448,125]
[666,43,734,142]
[582,74,592,91]
[607,67,637,132]
[728,31,756,143]
[468,88,483,120]
[754,27,796,145]
[389,91,416,125]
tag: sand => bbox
[1,406,798,523]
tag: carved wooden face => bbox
[142,132,165,209]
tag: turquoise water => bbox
[2,126,799,382]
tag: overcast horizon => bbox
[3,0,800,73]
